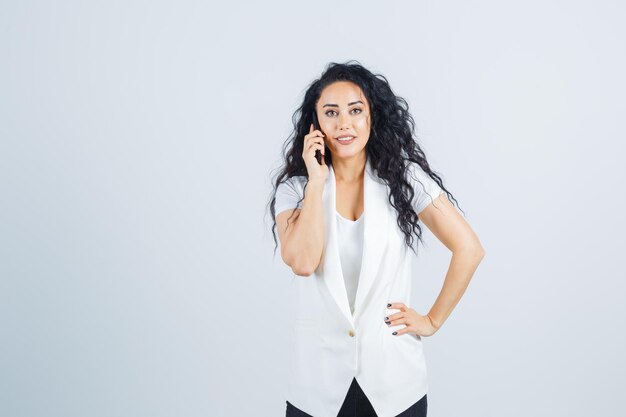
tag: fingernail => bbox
[387,303,391,307]
[385,321,390,325]
[392,331,397,335]
[384,317,388,320]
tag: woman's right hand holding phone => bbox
[303,123,329,184]
[278,123,327,275]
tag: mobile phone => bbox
[312,111,326,165]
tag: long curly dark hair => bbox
[267,60,463,256]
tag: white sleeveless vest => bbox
[284,157,430,417]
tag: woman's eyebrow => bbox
[322,100,364,108]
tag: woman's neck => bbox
[332,152,367,183]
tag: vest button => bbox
[348,330,355,337]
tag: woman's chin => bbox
[332,147,365,160]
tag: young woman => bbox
[268,61,485,417]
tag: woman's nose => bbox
[337,114,352,129]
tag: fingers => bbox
[308,123,325,138]
[386,302,410,335]
[386,316,411,336]
[305,138,325,156]
[305,125,324,147]
[385,315,409,327]
[393,327,410,336]
[385,302,437,337]
[305,134,324,148]
[386,315,412,337]
[304,125,325,156]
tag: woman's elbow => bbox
[292,265,315,277]
[454,243,485,261]
[289,258,317,277]
[282,249,317,277]
[468,242,485,260]
[292,254,321,276]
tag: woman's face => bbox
[315,81,371,161]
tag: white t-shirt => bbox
[335,210,364,316]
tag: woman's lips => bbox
[336,136,356,145]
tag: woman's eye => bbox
[325,109,362,117]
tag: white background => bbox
[1,1,624,416]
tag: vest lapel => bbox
[320,157,390,328]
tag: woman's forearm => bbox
[427,247,485,330]
[283,180,326,276]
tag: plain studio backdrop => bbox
[1,1,624,416]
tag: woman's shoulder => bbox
[404,160,444,213]
[276,175,308,199]
[275,175,309,214]
[278,174,308,189]
[405,160,430,180]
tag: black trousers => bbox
[286,377,428,417]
